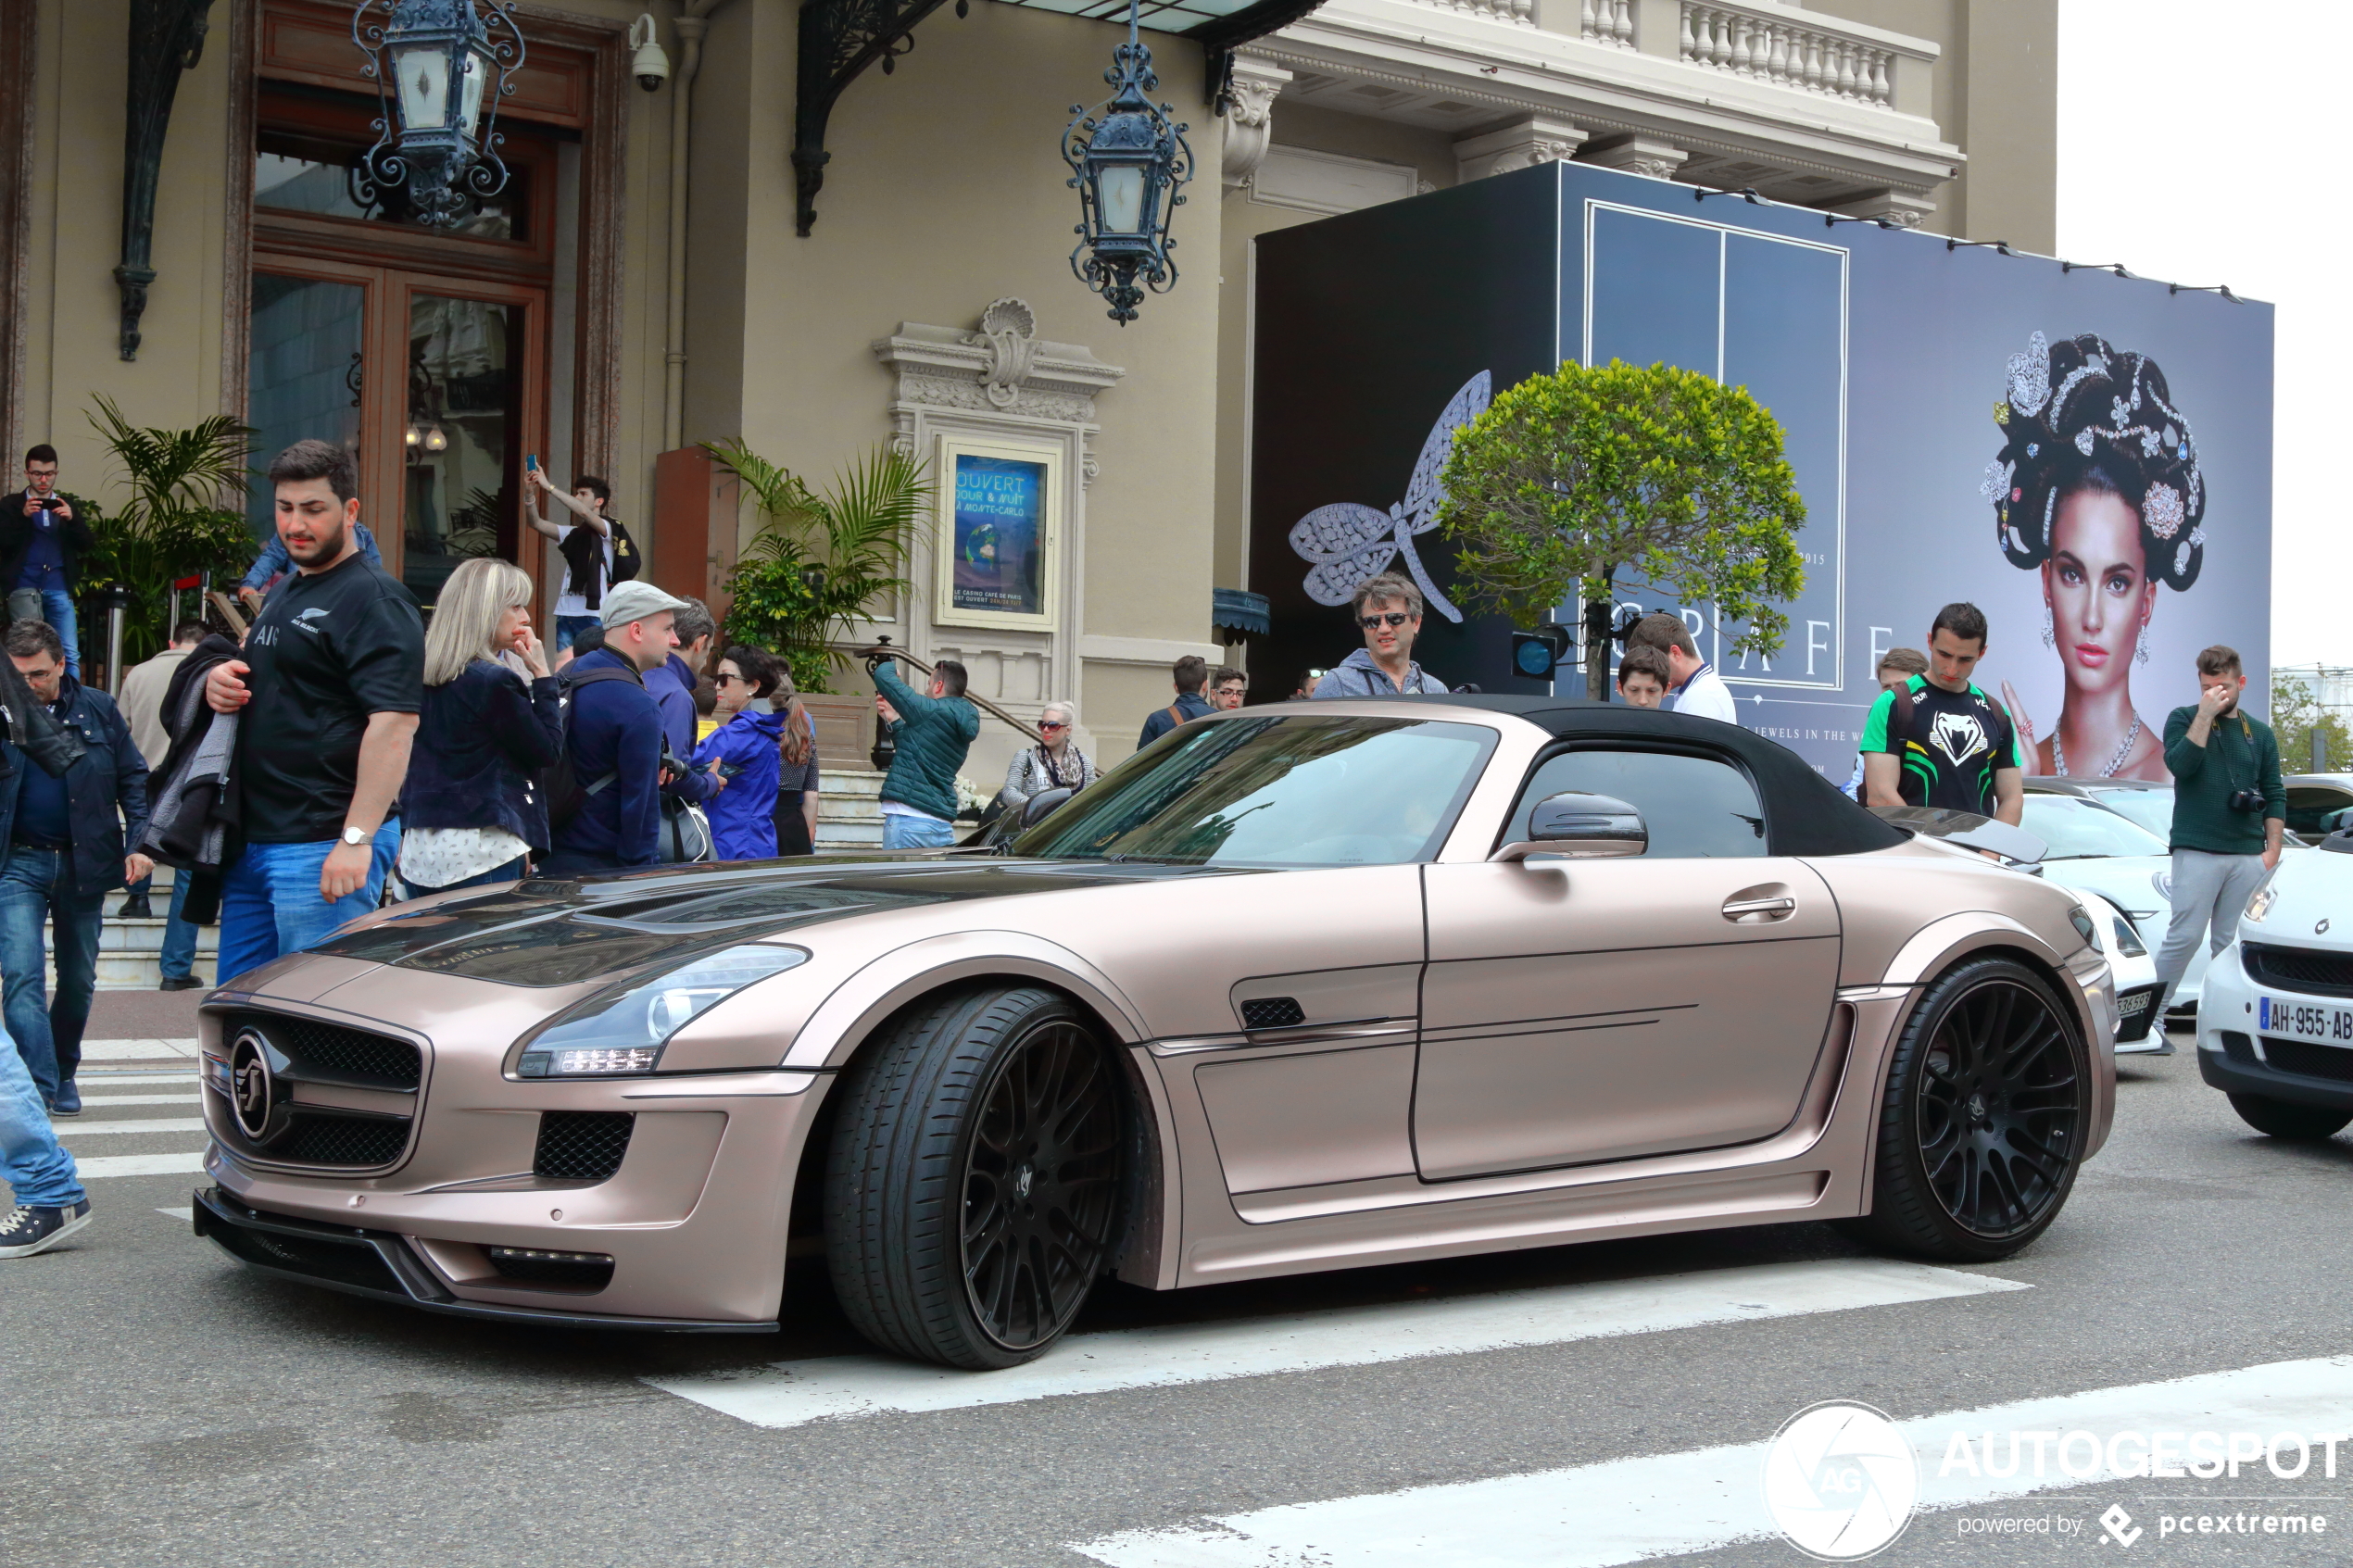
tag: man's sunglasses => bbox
[1358,611,1413,630]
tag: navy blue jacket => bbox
[548,647,664,871]
[642,651,714,804]
[1138,690,1216,749]
[402,660,563,850]
[0,677,149,896]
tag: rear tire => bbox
[2227,1094,2353,1141]
[824,985,1123,1369]
[1843,956,2088,1263]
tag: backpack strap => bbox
[1165,702,1186,728]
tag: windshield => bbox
[2020,793,2169,859]
[1014,715,1494,867]
[2076,785,2173,839]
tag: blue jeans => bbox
[128,871,201,981]
[557,614,599,652]
[7,585,78,676]
[216,822,400,988]
[881,811,956,850]
[0,848,106,1104]
[0,1019,81,1208]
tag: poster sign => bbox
[943,447,1053,624]
[1251,161,2273,780]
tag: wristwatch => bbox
[341,825,369,847]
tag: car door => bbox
[1412,744,1843,1181]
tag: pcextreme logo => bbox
[1761,1400,1919,1560]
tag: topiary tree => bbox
[704,440,925,694]
[1436,359,1808,699]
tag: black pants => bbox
[774,790,813,857]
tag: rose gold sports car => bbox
[191,696,2115,1368]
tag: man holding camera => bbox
[2154,645,2284,1010]
[1,445,94,679]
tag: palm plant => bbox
[82,395,258,667]
[704,439,925,693]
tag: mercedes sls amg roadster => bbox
[192,696,2116,1368]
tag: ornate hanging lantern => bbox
[351,0,527,228]
[1062,0,1192,326]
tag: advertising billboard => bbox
[1250,161,2274,780]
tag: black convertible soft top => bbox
[1408,694,1909,859]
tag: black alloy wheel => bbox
[2227,1093,2353,1141]
[824,985,1123,1369]
[1844,956,2089,1262]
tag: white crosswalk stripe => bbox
[648,1260,2028,1430]
[74,1093,199,1107]
[1075,1358,2353,1568]
[56,1118,207,1136]
[74,1152,208,1179]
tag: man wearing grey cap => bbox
[543,580,687,876]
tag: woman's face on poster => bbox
[2041,488,2158,696]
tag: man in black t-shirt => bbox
[205,441,422,985]
[1860,601,2024,823]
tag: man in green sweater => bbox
[2154,645,2285,1009]
[869,656,978,850]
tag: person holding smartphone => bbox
[2153,645,2286,1010]
[524,458,616,648]
[692,645,786,860]
[0,445,94,677]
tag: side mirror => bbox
[1491,791,1647,862]
[1020,786,1075,828]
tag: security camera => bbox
[629,14,671,93]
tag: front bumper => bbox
[191,1186,776,1332]
[2194,942,2353,1108]
[2114,983,2167,1053]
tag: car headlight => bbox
[516,944,809,1077]
[2069,906,2101,953]
[2246,882,2278,923]
[2110,913,2147,958]
[2152,870,2172,901]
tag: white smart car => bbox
[2196,830,2353,1139]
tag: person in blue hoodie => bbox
[693,645,785,860]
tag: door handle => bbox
[1722,895,1796,922]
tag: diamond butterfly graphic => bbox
[1288,370,1491,625]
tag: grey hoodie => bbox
[1311,647,1449,698]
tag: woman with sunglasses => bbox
[1000,700,1097,813]
[692,646,786,860]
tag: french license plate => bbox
[2259,997,2353,1045]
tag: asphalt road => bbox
[6,1028,2350,1568]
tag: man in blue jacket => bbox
[642,595,716,809]
[546,581,687,875]
[0,619,148,1114]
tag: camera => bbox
[2229,788,2266,814]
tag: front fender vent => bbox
[1240,997,1306,1030]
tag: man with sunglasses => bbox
[1313,574,1450,698]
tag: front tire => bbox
[2227,1094,2353,1140]
[824,985,1123,1369]
[1843,957,2088,1263]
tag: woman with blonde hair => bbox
[770,666,822,856]
[1001,700,1097,810]
[397,558,563,896]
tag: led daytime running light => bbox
[517,943,807,1077]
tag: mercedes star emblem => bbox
[230,1030,276,1142]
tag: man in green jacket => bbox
[2155,644,2285,1009]
[870,656,978,850]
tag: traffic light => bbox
[1510,623,1573,681]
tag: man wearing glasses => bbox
[1210,667,1249,711]
[1313,573,1450,698]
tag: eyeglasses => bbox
[1358,611,1412,630]
[1038,721,1068,732]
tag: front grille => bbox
[2261,1036,2353,1083]
[486,1247,615,1290]
[2220,1030,2258,1065]
[2242,943,2353,999]
[534,1111,635,1182]
[225,1011,422,1088]
[1240,997,1306,1030]
[207,1221,405,1294]
[276,1112,411,1167]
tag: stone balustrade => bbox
[1423,0,1534,27]
[1579,0,1633,48]
[1680,2,1896,106]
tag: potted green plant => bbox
[79,395,258,674]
